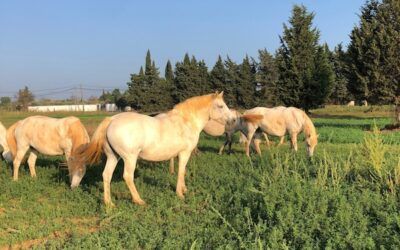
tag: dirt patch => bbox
[0,216,100,250]
[380,124,400,132]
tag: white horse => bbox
[5,116,89,187]
[243,107,318,157]
[0,122,11,161]
[79,92,234,206]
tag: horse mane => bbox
[6,122,19,158]
[171,94,215,116]
[67,118,90,162]
[302,111,316,138]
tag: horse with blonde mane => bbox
[5,116,89,187]
[79,92,233,206]
[243,107,318,157]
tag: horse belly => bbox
[30,141,64,155]
[259,123,286,137]
[139,138,187,161]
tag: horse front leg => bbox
[290,133,298,151]
[245,126,257,157]
[218,132,230,155]
[254,138,262,155]
[263,133,271,147]
[279,136,285,146]
[176,150,191,199]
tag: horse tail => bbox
[79,117,112,165]
[6,122,19,159]
[242,114,263,124]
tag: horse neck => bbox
[303,115,316,138]
[171,102,212,133]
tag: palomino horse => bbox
[79,92,234,206]
[243,107,318,157]
[5,116,89,187]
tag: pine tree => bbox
[257,49,279,106]
[276,5,334,112]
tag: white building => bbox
[28,104,101,112]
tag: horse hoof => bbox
[134,199,146,206]
[105,201,116,208]
[176,192,185,199]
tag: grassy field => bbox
[1,107,400,248]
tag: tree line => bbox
[2,1,398,113]
[101,1,397,113]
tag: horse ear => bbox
[218,91,224,98]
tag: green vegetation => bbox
[1,110,400,248]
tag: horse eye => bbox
[218,105,223,108]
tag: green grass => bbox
[1,110,400,248]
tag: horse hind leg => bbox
[27,151,38,178]
[122,151,145,205]
[13,144,29,181]
[169,158,175,175]
[102,145,119,207]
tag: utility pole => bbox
[80,84,83,103]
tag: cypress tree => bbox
[224,56,239,107]
[330,44,351,104]
[145,49,152,76]
[276,5,334,112]
[173,53,210,102]
[347,0,400,104]
[236,56,257,109]
[257,49,279,106]
[165,60,174,84]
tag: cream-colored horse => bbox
[244,107,318,157]
[0,122,10,161]
[169,109,242,174]
[219,109,286,155]
[5,116,89,187]
[79,92,233,206]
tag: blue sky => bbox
[0,0,365,99]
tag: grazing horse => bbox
[244,107,318,157]
[79,92,233,206]
[5,116,89,187]
[218,107,286,155]
[0,122,10,161]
